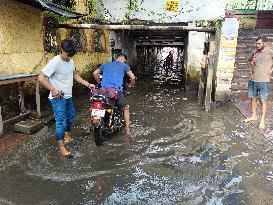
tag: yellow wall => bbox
[74,0,89,15]
[0,0,45,75]
[0,0,110,77]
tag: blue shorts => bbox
[248,80,270,100]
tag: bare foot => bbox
[244,117,257,122]
[64,136,73,144]
[60,147,72,158]
[64,133,73,144]
[259,122,265,129]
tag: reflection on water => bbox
[0,81,273,204]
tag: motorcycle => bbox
[89,87,125,146]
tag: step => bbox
[236,52,250,56]
[236,48,255,52]
[234,64,248,69]
[235,53,251,57]
[231,85,248,91]
[233,70,249,78]
[235,56,248,61]
[234,68,249,71]
[238,30,273,33]
[236,44,255,48]
[232,90,247,94]
[235,61,247,65]
[230,79,248,84]
[238,35,273,40]
[238,30,273,35]
[14,119,43,135]
[237,39,258,44]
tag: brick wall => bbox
[231,29,273,96]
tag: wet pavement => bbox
[1,80,273,204]
[232,91,273,141]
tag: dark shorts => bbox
[248,80,270,100]
[116,91,128,109]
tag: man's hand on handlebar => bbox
[96,83,102,89]
[127,78,135,88]
[87,83,96,89]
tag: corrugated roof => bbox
[16,0,85,19]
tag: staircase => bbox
[231,29,273,98]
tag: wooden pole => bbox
[204,35,216,112]
[198,55,208,106]
[18,82,25,114]
[36,81,41,118]
[0,106,3,136]
[205,55,214,112]
[197,78,204,105]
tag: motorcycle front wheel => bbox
[93,127,106,146]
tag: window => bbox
[93,30,104,53]
[44,17,59,54]
[70,29,87,52]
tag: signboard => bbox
[217,18,239,71]
[216,17,239,92]
[165,0,180,12]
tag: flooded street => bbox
[1,80,273,205]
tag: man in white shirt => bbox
[38,38,95,158]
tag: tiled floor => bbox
[0,133,28,152]
[232,92,273,142]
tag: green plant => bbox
[43,0,77,53]
[43,0,76,36]
[44,12,70,54]
[207,18,224,31]
[87,0,96,13]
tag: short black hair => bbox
[61,38,77,57]
[116,53,127,60]
[256,36,267,42]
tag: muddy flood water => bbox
[1,80,273,205]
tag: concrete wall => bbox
[186,31,208,83]
[96,0,226,23]
[214,17,239,102]
[109,31,137,67]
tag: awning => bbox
[16,0,85,19]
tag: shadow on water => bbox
[0,80,273,204]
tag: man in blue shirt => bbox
[93,53,136,136]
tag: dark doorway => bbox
[136,46,186,89]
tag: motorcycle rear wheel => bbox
[93,127,106,146]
